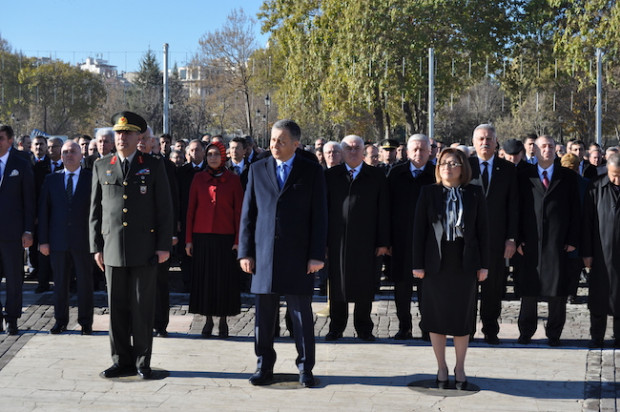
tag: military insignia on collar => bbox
[138,155,144,164]
[136,168,150,175]
[110,156,117,165]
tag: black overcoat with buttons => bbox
[89,151,173,267]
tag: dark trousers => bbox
[329,299,373,336]
[394,278,425,334]
[478,254,506,337]
[180,254,193,292]
[518,296,567,340]
[49,249,93,327]
[566,257,583,297]
[255,294,315,372]
[590,312,620,341]
[153,260,170,330]
[0,241,24,323]
[30,229,52,287]
[105,264,157,368]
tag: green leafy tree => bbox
[19,60,105,135]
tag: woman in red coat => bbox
[185,141,243,338]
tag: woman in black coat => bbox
[413,148,489,390]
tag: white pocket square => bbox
[9,169,19,177]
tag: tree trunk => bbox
[372,85,384,141]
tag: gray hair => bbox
[341,135,364,148]
[608,152,620,168]
[49,137,64,145]
[323,141,342,153]
[95,127,114,140]
[407,133,430,150]
[473,124,496,139]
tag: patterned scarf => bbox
[444,185,464,241]
[206,141,227,177]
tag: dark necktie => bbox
[542,170,549,189]
[66,173,74,202]
[123,159,129,176]
[349,169,355,181]
[481,161,489,192]
[234,166,241,175]
[412,169,422,178]
[193,165,200,172]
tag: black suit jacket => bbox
[325,163,390,302]
[0,150,35,242]
[413,184,489,275]
[39,169,92,252]
[469,156,519,254]
[387,161,436,281]
[517,165,580,296]
[33,156,52,199]
[226,159,250,191]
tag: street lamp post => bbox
[264,95,271,148]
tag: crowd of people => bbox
[0,114,619,389]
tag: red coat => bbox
[185,170,243,244]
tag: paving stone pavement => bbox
[0,278,618,411]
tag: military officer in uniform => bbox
[90,111,173,379]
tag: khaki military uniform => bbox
[90,150,172,369]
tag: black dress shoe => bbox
[201,319,214,338]
[325,331,342,341]
[249,369,274,386]
[517,335,531,345]
[218,324,229,339]
[299,371,315,387]
[155,328,168,337]
[454,368,467,390]
[35,285,50,294]
[436,368,449,389]
[81,326,93,335]
[101,364,136,378]
[7,322,18,336]
[588,338,604,348]
[394,330,414,340]
[548,337,561,347]
[455,379,468,390]
[484,335,500,345]
[50,323,67,334]
[358,332,375,342]
[137,367,152,379]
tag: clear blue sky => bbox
[0,0,269,72]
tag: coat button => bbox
[123,194,128,200]
[123,208,128,213]
[150,229,155,233]
[123,222,128,227]
[123,181,128,186]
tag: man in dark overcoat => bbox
[39,141,93,335]
[90,111,172,379]
[516,135,580,346]
[238,119,327,388]
[387,133,435,340]
[582,153,620,348]
[469,124,518,345]
[176,139,206,292]
[0,124,35,335]
[325,135,390,342]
